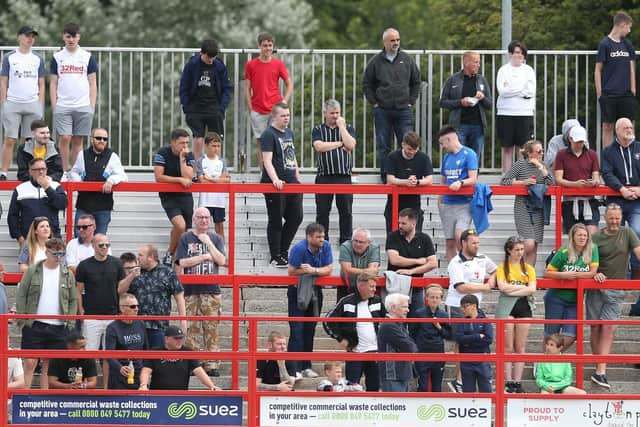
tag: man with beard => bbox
[16,119,63,182]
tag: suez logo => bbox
[417,404,489,422]
[167,401,240,419]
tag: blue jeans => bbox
[409,288,425,318]
[457,124,484,160]
[620,199,640,270]
[345,358,379,391]
[146,328,165,349]
[74,208,112,236]
[543,290,577,338]
[461,361,492,392]
[381,380,409,392]
[374,107,414,181]
[286,285,323,374]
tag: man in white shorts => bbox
[50,22,98,173]
[0,25,45,180]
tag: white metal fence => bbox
[0,47,603,173]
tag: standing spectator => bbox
[554,125,600,235]
[122,244,187,349]
[501,140,554,266]
[456,294,493,393]
[153,128,195,265]
[386,208,437,316]
[363,28,420,182]
[384,131,433,233]
[256,331,295,392]
[0,25,45,181]
[591,203,640,389]
[48,332,97,389]
[244,32,292,169]
[16,120,64,183]
[175,207,226,377]
[180,38,232,160]
[50,22,97,173]
[105,293,149,390]
[601,117,640,279]
[496,40,536,173]
[287,223,333,378]
[535,334,586,395]
[409,284,452,392]
[68,128,127,234]
[317,362,363,392]
[495,236,536,394]
[65,214,97,276]
[196,132,230,242]
[18,217,51,272]
[16,237,77,389]
[544,119,582,168]
[377,293,417,392]
[324,273,385,391]
[596,12,636,148]
[261,102,303,267]
[544,224,599,350]
[312,99,356,244]
[8,158,67,243]
[439,51,492,158]
[338,228,380,301]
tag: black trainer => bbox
[270,256,288,268]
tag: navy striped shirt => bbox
[311,123,356,176]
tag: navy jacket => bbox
[377,320,418,381]
[455,311,492,354]
[8,179,67,239]
[601,139,640,191]
[179,54,232,113]
[16,138,63,182]
[409,305,452,353]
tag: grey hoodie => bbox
[544,119,585,167]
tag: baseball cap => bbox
[569,125,588,143]
[164,325,185,338]
[17,26,38,36]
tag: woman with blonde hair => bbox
[18,217,52,272]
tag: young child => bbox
[317,361,363,392]
[455,294,493,393]
[536,334,586,394]
[197,132,230,242]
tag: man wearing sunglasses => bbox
[65,214,98,276]
[16,119,63,182]
[68,128,127,234]
[15,237,77,388]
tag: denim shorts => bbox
[543,290,577,337]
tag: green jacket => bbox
[535,361,573,391]
[16,260,77,329]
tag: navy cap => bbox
[17,26,38,36]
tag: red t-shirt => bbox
[244,57,289,114]
[554,147,599,181]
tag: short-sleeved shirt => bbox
[244,57,289,114]
[129,264,184,330]
[50,46,98,108]
[196,155,227,208]
[592,226,640,279]
[175,230,225,295]
[339,240,381,289]
[445,252,497,307]
[288,239,333,268]
[547,245,599,302]
[48,358,97,384]
[153,146,195,200]
[256,359,282,385]
[143,346,200,390]
[75,256,125,315]
[0,50,45,103]
[597,36,636,96]
[260,126,298,183]
[387,150,434,208]
[441,146,478,204]
[312,123,356,176]
[554,148,599,181]
[496,262,536,286]
[65,238,95,267]
[385,231,436,277]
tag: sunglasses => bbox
[77,224,94,230]
[97,242,111,248]
[120,304,139,309]
[50,251,66,258]
[93,136,109,142]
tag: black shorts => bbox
[185,111,224,138]
[160,195,194,228]
[497,115,534,148]
[206,206,226,224]
[21,321,68,350]
[561,199,601,233]
[509,296,532,318]
[599,94,637,123]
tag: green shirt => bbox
[592,226,640,279]
[547,245,599,302]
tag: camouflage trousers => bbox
[185,293,221,370]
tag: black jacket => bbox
[16,138,63,182]
[362,49,421,109]
[323,292,385,351]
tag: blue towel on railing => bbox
[527,184,551,225]
[471,183,493,234]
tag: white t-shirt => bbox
[198,155,227,208]
[50,46,98,108]
[37,265,62,325]
[354,300,378,353]
[445,252,497,307]
[65,238,95,267]
[496,62,536,116]
[0,50,45,103]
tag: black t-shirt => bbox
[190,61,219,112]
[76,256,125,315]
[260,126,298,183]
[143,346,200,390]
[386,149,433,208]
[48,358,97,383]
[256,359,281,385]
[385,230,436,277]
[153,146,196,200]
[460,74,482,125]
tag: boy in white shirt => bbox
[197,132,230,241]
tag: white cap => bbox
[569,125,587,143]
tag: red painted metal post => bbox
[0,314,8,427]
[554,185,563,249]
[494,318,505,427]
[228,187,239,390]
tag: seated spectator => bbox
[338,228,380,302]
[139,326,220,391]
[18,216,51,272]
[48,331,97,389]
[378,293,417,392]
[544,223,598,350]
[456,294,492,393]
[256,331,295,392]
[409,284,452,392]
[317,361,363,392]
[535,334,586,395]
[16,120,63,182]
